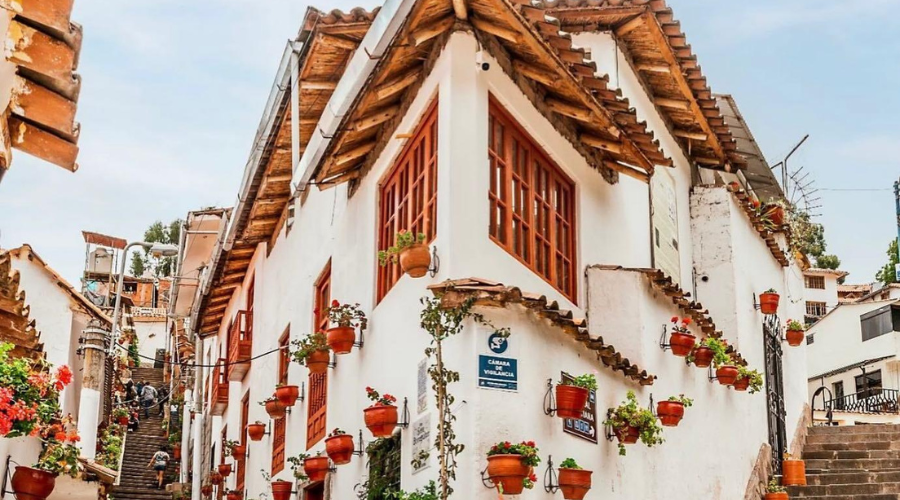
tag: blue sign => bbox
[488,333,509,354]
[478,355,518,391]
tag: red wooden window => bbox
[488,98,577,301]
[308,264,331,449]
[272,329,289,474]
[377,99,439,301]
[236,394,249,492]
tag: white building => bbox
[801,268,847,324]
[173,2,810,499]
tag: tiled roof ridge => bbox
[315,6,383,24]
[428,277,656,385]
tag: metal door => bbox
[763,314,787,473]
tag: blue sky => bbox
[0,0,897,285]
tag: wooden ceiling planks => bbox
[539,0,746,172]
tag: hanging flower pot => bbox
[226,491,242,500]
[209,471,223,486]
[272,480,293,500]
[768,205,786,227]
[201,485,213,497]
[692,346,714,368]
[656,395,693,427]
[555,384,590,419]
[669,317,696,357]
[292,333,331,374]
[173,445,181,460]
[218,463,232,477]
[247,422,266,441]
[326,326,356,355]
[760,290,780,315]
[303,456,330,482]
[306,349,330,375]
[378,231,430,278]
[364,405,398,438]
[558,463,592,500]
[264,397,287,419]
[782,458,807,486]
[785,319,806,347]
[733,377,750,391]
[614,425,640,445]
[486,455,530,495]
[231,444,246,460]
[325,430,354,465]
[11,466,56,500]
[275,385,300,407]
[716,365,739,386]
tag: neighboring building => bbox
[806,299,900,424]
[801,268,847,324]
[0,0,84,182]
[838,283,873,304]
[173,2,810,500]
[856,283,900,304]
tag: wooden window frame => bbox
[308,263,331,449]
[488,96,577,302]
[376,98,439,302]
[805,275,826,290]
[236,394,249,492]
[271,328,290,474]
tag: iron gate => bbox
[763,314,787,473]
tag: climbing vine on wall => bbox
[418,294,509,499]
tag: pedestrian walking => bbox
[156,384,169,417]
[147,445,170,489]
[141,383,158,418]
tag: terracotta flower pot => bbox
[486,454,530,495]
[173,446,181,460]
[558,468,592,500]
[615,425,640,445]
[364,404,399,438]
[306,350,330,375]
[218,463,232,477]
[555,385,590,419]
[786,329,805,347]
[231,444,246,460]
[764,493,788,500]
[760,293,780,315]
[768,206,785,227]
[247,423,266,441]
[201,485,213,496]
[226,492,241,500]
[670,332,697,357]
[303,456,330,482]
[275,385,300,407]
[117,416,129,425]
[782,459,807,486]
[325,434,355,465]
[209,472,223,486]
[716,365,739,386]
[733,377,751,392]
[693,346,714,368]
[326,326,356,355]
[272,480,293,500]
[656,401,685,427]
[265,399,287,419]
[399,243,431,278]
[11,466,56,500]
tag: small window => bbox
[123,282,137,294]
[855,370,882,399]
[360,434,401,497]
[861,305,895,342]
[805,275,826,290]
[805,301,827,317]
[488,97,577,301]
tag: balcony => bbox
[227,310,253,381]
[210,359,228,416]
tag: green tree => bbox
[876,240,899,286]
[816,254,841,270]
[790,210,826,259]
[129,219,182,277]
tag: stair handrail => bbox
[810,386,834,425]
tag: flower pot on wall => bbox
[117,416,129,425]
[670,332,696,357]
[555,385,589,419]
[716,365,739,386]
[760,293,780,315]
[272,481,293,500]
[764,493,788,500]
[692,346,714,368]
[782,459,807,486]
[201,485,213,497]
[226,492,241,500]
[364,404,399,438]
[326,326,356,355]
[656,401,685,427]
[558,468,592,500]
[303,457,330,482]
[247,423,266,441]
[209,472,223,486]
[786,329,805,347]
[733,377,750,392]
[265,399,287,419]
[275,385,300,406]
[614,425,640,445]
[325,434,355,465]
[11,467,56,500]
[399,243,431,278]
[173,445,181,460]
[306,350,330,375]
[768,206,785,227]
[218,463,232,477]
[486,454,530,495]
[232,444,246,459]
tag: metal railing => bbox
[823,388,900,414]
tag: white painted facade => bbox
[184,30,809,500]
[134,319,167,366]
[801,269,845,322]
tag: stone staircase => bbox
[789,424,900,499]
[111,367,174,500]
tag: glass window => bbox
[861,306,894,342]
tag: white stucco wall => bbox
[134,319,168,366]
[194,31,808,500]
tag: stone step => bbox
[805,471,900,486]
[806,441,900,452]
[807,432,900,444]
[810,425,900,435]
[788,482,900,497]
[806,458,900,471]
[785,496,900,500]
[805,450,900,460]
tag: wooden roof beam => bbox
[301,80,338,91]
[615,15,645,37]
[317,33,359,51]
[453,0,468,20]
[350,106,399,131]
[655,97,690,110]
[471,17,522,44]
[408,16,455,46]
[374,68,421,100]
[673,129,708,141]
[580,134,622,155]
[635,63,671,74]
[512,60,556,87]
[334,141,376,166]
[546,97,591,122]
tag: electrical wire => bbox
[112,342,289,369]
